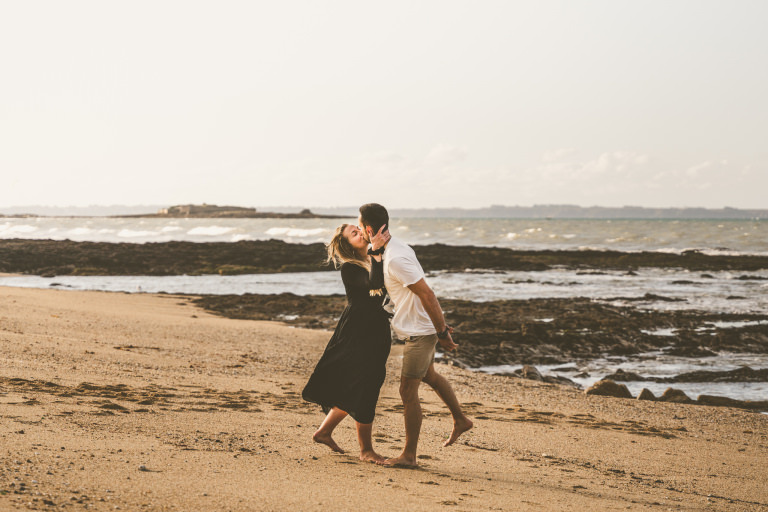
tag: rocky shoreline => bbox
[192,292,768,412]
[3,239,768,277]
[192,293,768,365]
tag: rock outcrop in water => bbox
[3,239,768,277]
[583,381,768,411]
[603,366,768,384]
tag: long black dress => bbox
[301,259,391,424]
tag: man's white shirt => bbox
[382,237,437,339]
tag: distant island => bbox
[116,204,346,219]
[0,204,346,219]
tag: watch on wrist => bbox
[437,326,450,339]
[368,247,385,256]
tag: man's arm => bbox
[407,278,458,352]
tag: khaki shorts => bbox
[401,334,438,379]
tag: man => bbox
[358,203,473,467]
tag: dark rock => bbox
[602,369,647,382]
[661,346,717,357]
[608,293,687,303]
[516,365,544,381]
[736,275,768,281]
[637,388,657,401]
[585,380,633,399]
[696,395,768,411]
[659,388,693,403]
[542,375,581,389]
[642,293,687,302]
[655,366,768,384]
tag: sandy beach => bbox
[1,287,767,511]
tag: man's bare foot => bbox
[443,416,473,447]
[312,430,345,453]
[378,454,418,468]
[359,450,386,464]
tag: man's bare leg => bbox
[381,377,422,467]
[356,422,386,463]
[313,407,347,453]
[423,363,473,447]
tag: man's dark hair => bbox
[359,203,389,234]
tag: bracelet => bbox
[368,247,385,256]
[437,326,451,339]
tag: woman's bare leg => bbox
[313,407,347,453]
[356,422,386,463]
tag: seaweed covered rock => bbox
[585,380,633,399]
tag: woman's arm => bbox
[368,257,384,290]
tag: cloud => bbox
[685,161,712,177]
[541,148,577,162]
[424,144,468,167]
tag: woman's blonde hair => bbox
[326,224,370,270]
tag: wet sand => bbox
[1,287,767,511]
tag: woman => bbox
[302,223,391,463]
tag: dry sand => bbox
[1,287,766,511]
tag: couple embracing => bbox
[302,203,473,467]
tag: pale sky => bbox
[1,1,766,210]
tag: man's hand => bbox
[438,331,458,352]
[370,224,390,251]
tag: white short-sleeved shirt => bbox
[383,237,437,338]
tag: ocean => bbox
[1,216,766,403]
[1,216,767,254]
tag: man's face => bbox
[357,214,372,242]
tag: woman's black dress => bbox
[301,259,391,424]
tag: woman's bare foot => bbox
[359,450,386,464]
[313,430,345,453]
[443,416,473,447]
[378,454,418,468]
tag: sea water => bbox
[1,217,767,255]
[477,351,768,403]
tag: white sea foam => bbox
[68,228,93,236]
[0,224,37,236]
[118,229,159,238]
[265,227,327,237]
[187,226,234,236]
[641,328,677,336]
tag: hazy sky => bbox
[1,1,766,209]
